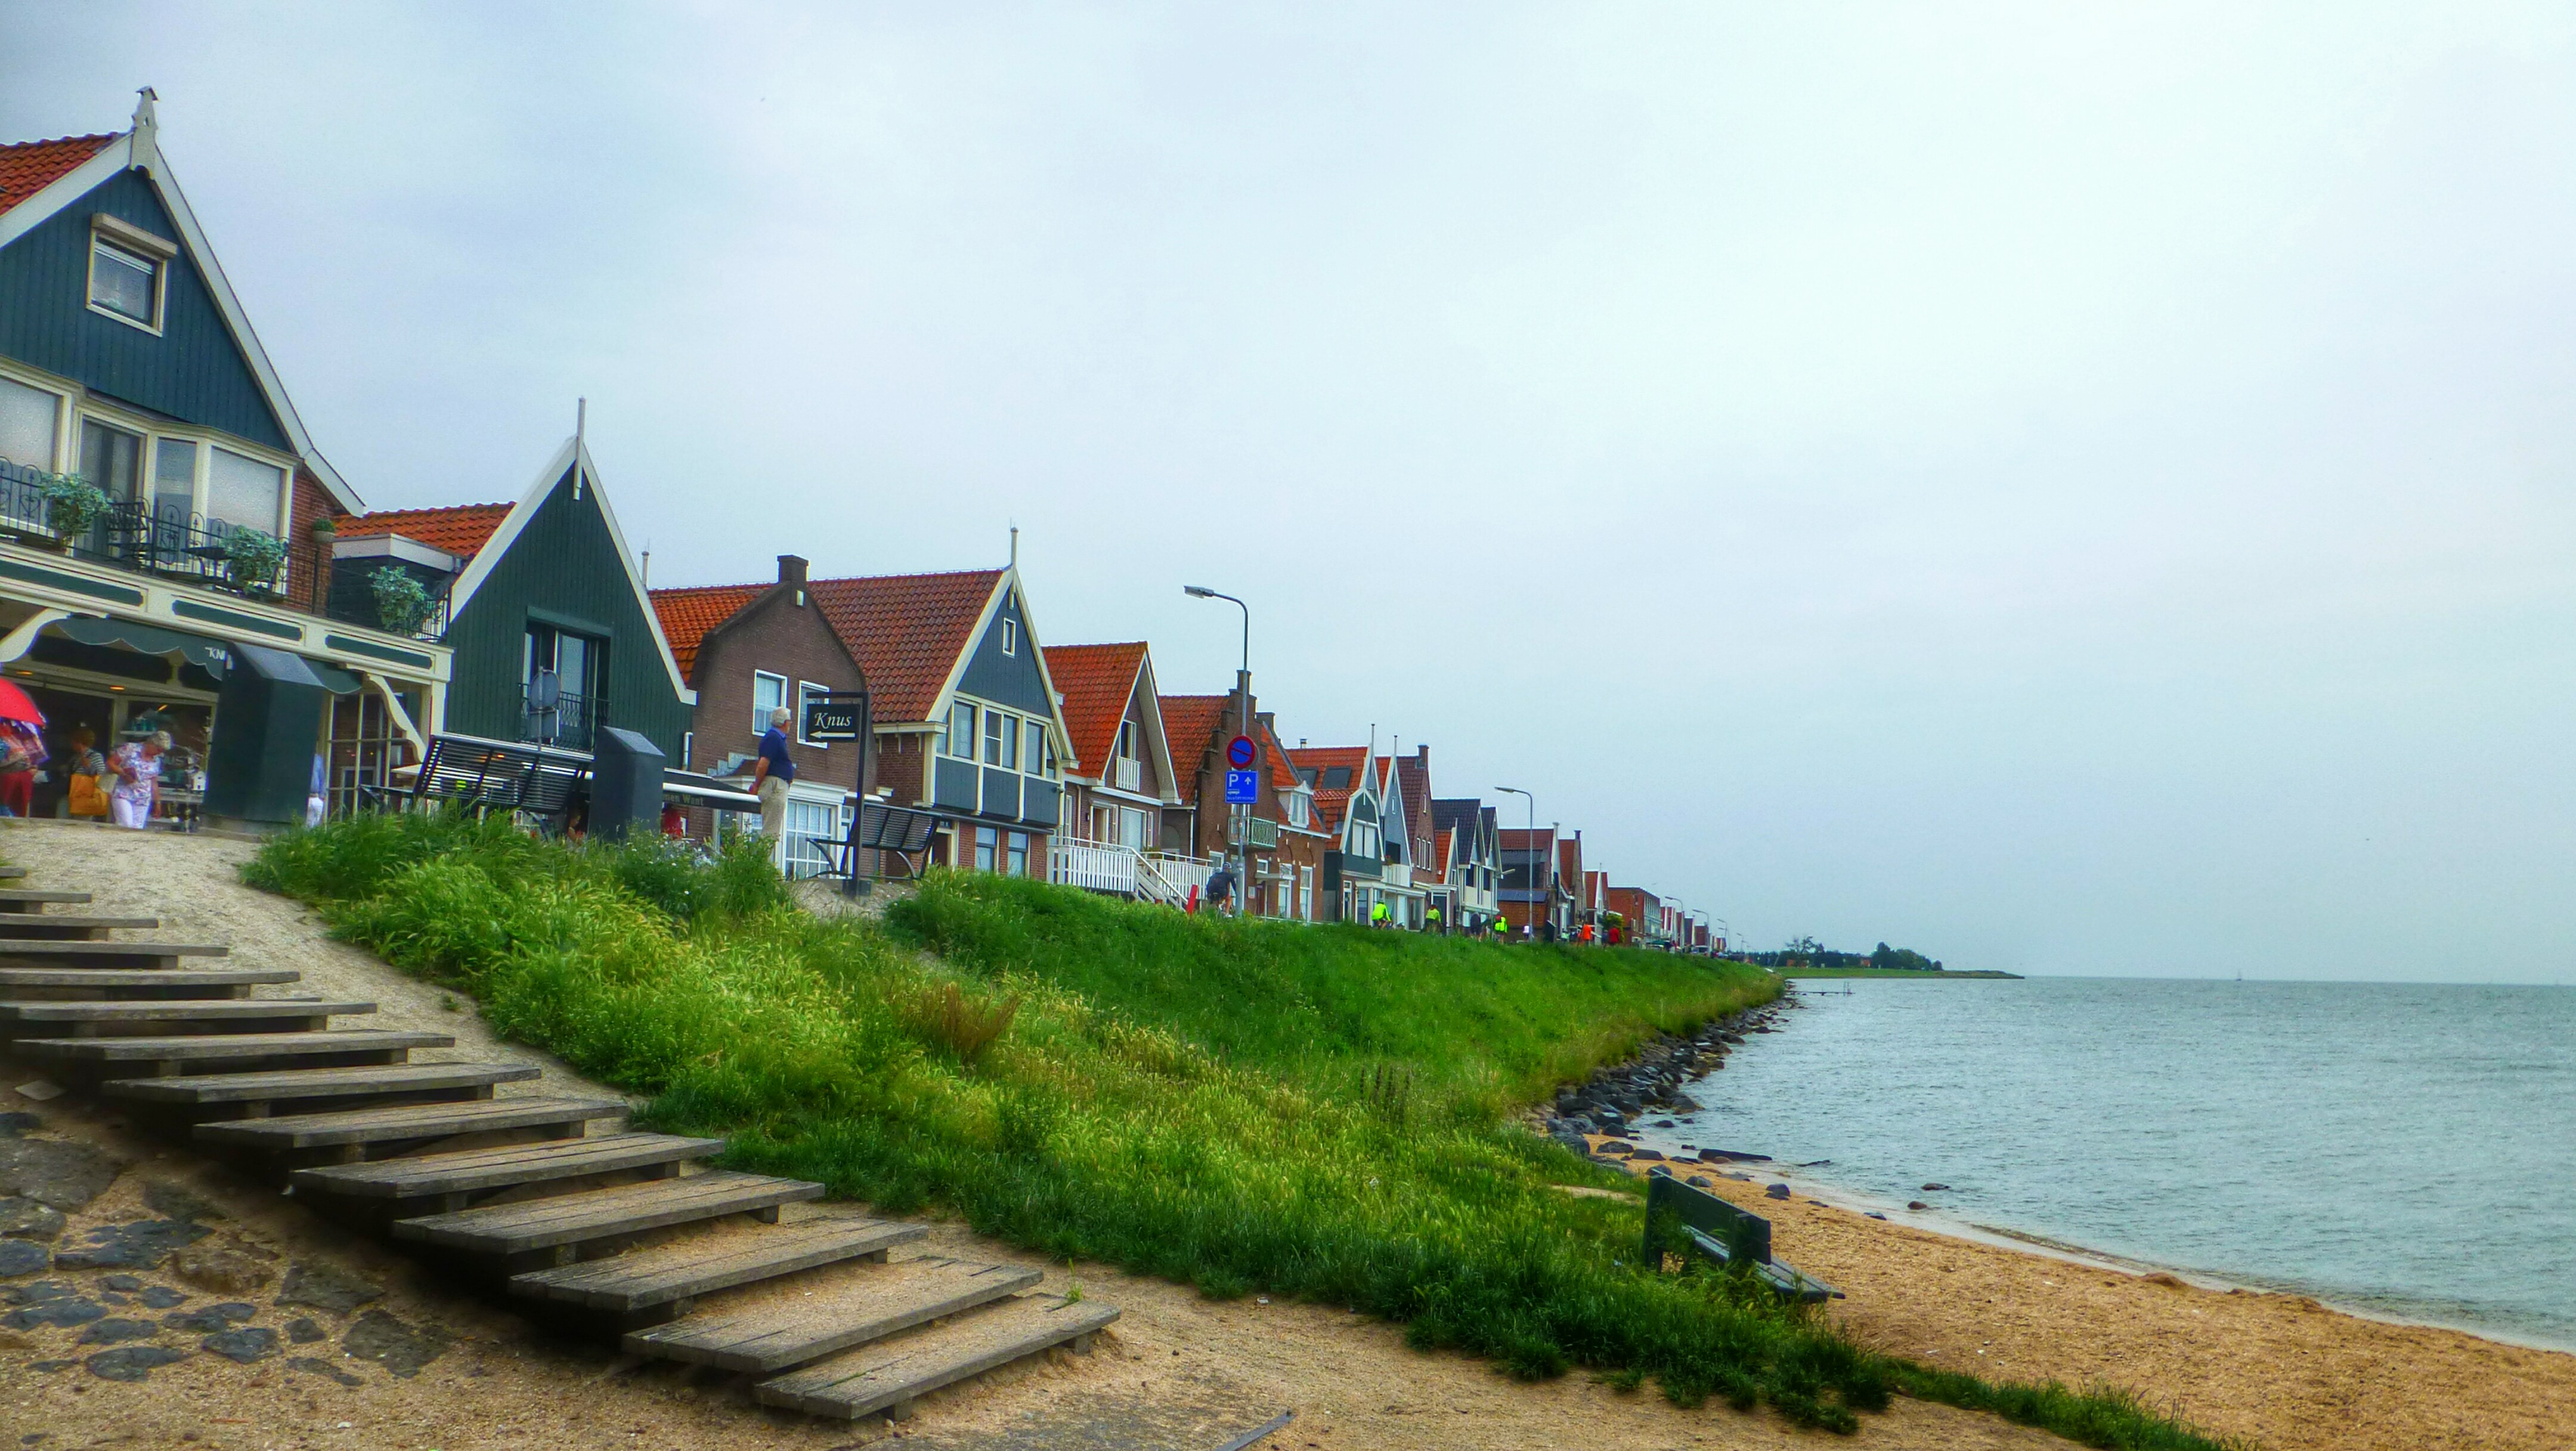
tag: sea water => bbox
[1627,977,2576,1350]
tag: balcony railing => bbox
[521,689,599,752]
[0,459,450,639]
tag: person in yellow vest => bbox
[1370,900,1391,928]
[1426,904,1442,933]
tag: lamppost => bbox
[1185,586,1252,913]
[1494,785,1532,939]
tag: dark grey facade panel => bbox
[980,766,1020,820]
[933,756,979,810]
[0,170,289,452]
[1022,778,1060,828]
[954,590,1052,713]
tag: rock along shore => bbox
[1532,996,1791,1159]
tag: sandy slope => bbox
[2,819,2058,1450]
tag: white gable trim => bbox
[0,126,363,513]
[923,567,1072,755]
[443,436,696,707]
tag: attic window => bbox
[1321,766,1352,790]
[88,239,160,329]
[1000,618,1018,656]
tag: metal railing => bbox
[0,457,450,639]
[521,689,599,752]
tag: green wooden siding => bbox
[0,169,290,453]
[442,463,690,759]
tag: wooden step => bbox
[754,1295,1119,1419]
[511,1211,927,1314]
[0,996,370,1030]
[291,1132,723,1200]
[197,1094,626,1153]
[394,1170,824,1256]
[0,939,227,968]
[18,1028,449,1071]
[0,914,159,940]
[104,1060,540,1107]
[0,887,91,911]
[0,966,299,997]
[0,866,24,879]
[626,1255,1041,1372]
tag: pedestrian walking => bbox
[107,731,169,830]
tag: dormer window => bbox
[87,217,175,333]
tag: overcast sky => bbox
[7,4,2572,981]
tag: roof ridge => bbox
[0,132,123,151]
[648,580,767,596]
[807,566,1004,587]
[352,502,513,519]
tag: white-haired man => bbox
[753,706,794,840]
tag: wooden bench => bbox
[1643,1172,1842,1303]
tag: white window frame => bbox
[795,680,832,747]
[86,223,170,335]
[999,617,1018,656]
[983,708,1014,768]
[16,369,298,539]
[0,367,67,475]
[752,671,789,738]
[1023,719,1046,777]
[946,700,976,758]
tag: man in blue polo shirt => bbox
[753,706,794,841]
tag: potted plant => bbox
[309,514,338,542]
[35,472,109,548]
[369,565,433,635]
[224,526,286,596]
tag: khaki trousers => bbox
[758,775,789,840]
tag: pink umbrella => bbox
[0,679,42,730]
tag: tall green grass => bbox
[244,812,2244,1448]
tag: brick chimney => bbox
[778,555,809,586]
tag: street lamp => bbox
[1494,785,1532,939]
[1185,586,1253,914]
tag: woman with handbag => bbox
[63,727,107,819]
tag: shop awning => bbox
[47,615,362,694]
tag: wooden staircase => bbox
[0,865,1116,1424]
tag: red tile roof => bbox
[0,134,116,219]
[649,583,763,681]
[1044,642,1147,778]
[338,503,513,562]
[1285,746,1376,833]
[1157,694,1231,806]
[807,569,1003,725]
[1432,827,1455,877]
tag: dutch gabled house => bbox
[1498,825,1575,939]
[652,553,870,874]
[805,567,1070,875]
[0,96,453,824]
[1289,744,1431,927]
[336,437,695,774]
[1431,798,1503,933]
[1045,642,1181,853]
[1160,688,1326,918]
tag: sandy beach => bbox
[1625,1146,2576,1451]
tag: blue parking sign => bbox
[1224,769,1259,805]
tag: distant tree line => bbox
[1739,937,1946,971]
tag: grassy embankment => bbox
[1782,968,2024,980]
[243,811,2239,1449]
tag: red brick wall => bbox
[690,587,868,794]
[290,471,336,616]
